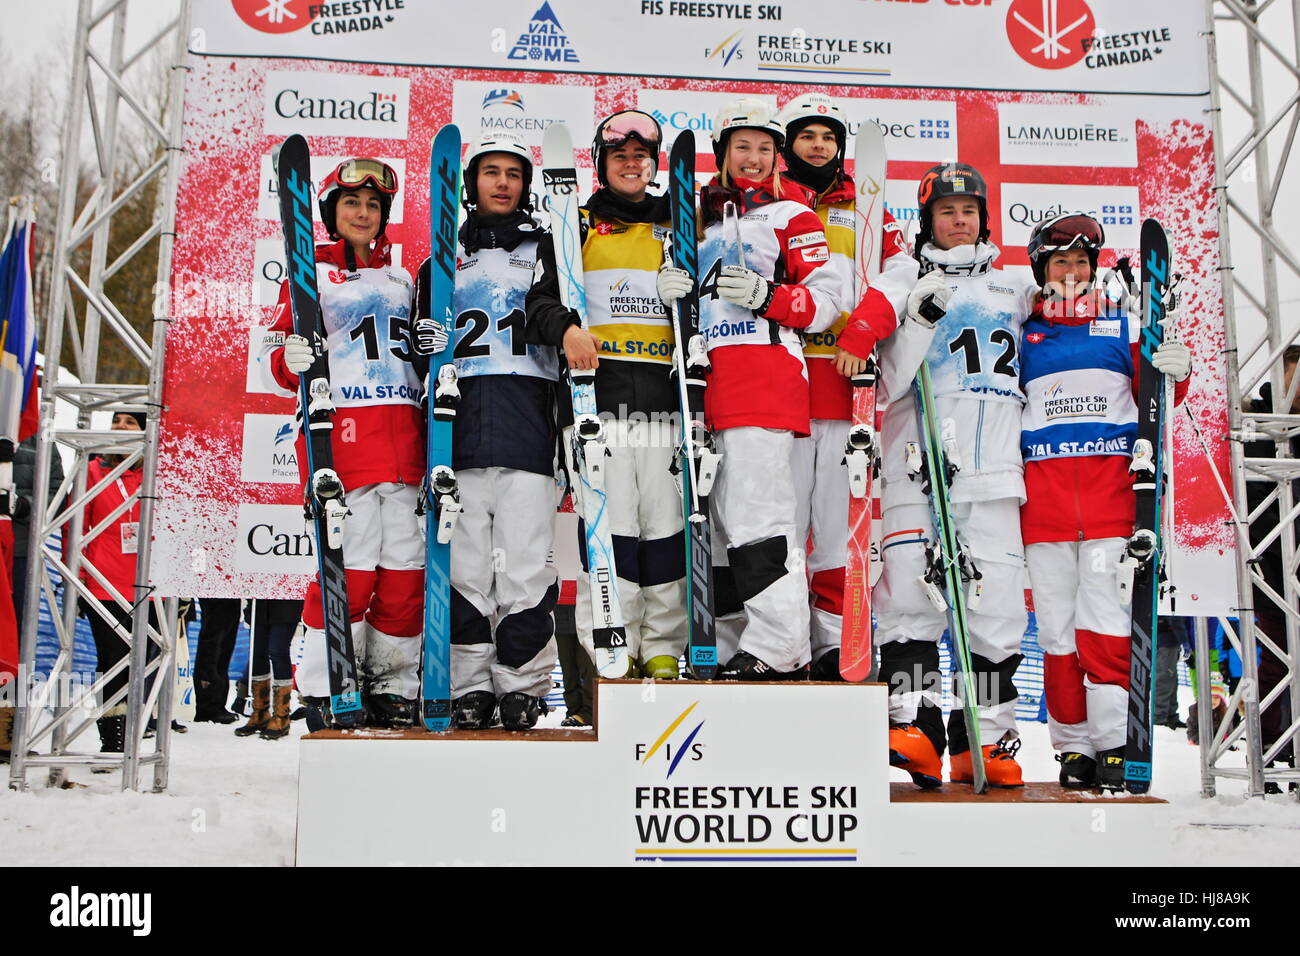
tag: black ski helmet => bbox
[1026,213,1105,286]
[463,132,535,211]
[591,110,663,188]
[915,162,989,249]
[316,157,399,241]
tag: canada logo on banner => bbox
[232,0,313,34]
[1006,0,1097,70]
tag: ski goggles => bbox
[328,158,399,195]
[597,111,662,150]
[1035,213,1104,252]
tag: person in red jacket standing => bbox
[775,93,918,679]
[1019,213,1191,790]
[262,158,427,729]
[658,97,840,679]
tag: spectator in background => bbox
[192,597,240,723]
[11,433,66,633]
[236,598,303,738]
[1154,616,1190,730]
[554,587,594,728]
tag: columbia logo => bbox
[650,109,669,124]
[507,2,580,65]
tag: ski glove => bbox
[906,269,953,329]
[657,265,693,306]
[283,333,316,375]
[412,317,450,356]
[1152,339,1192,382]
[717,264,775,313]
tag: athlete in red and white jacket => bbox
[659,98,839,679]
[261,157,425,728]
[776,93,918,679]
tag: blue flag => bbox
[0,210,37,444]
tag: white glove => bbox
[657,266,693,306]
[283,333,315,375]
[906,269,953,329]
[1152,339,1191,382]
[716,265,773,312]
[413,317,450,356]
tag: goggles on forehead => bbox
[598,111,661,150]
[332,158,398,195]
[1036,213,1104,253]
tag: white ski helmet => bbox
[711,97,785,163]
[776,93,847,142]
[464,131,535,210]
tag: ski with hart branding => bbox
[840,120,887,683]
[274,134,363,728]
[665,131,720,679]
[542,122,628,678]
[418,123,463,732]
[911,349,987,792]
[1123,218,1172,793]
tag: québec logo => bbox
[1099,204,1135,227]
[483,89,526,112]
[635,701,706,778]
[508,2,580,65]
[1005,0,1096,71]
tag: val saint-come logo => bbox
[1005,0,1096,70]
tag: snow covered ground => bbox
[2,684,1296,866]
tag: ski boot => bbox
[499,692,547,731]
[717,651,808,682]
[810,650,846,682]
[642,655,680,680]
[366,694,417,729]
[451,691,498,730]
[234,677,271,737]
[889,723,943,790]
[950,734,1024,788]
[260,680,296,739]
[1096,746,1126,791]
[1056,751,1097,789]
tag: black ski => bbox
[275,134,362,727]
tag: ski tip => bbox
[542,121,574,159]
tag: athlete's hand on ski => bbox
[1152,339,1191,381]
[412,317,450,356]
[717,265,774,312]
[563,322,602,371]
[835,347,868,378]
[283,333,316,375]
[907,269,952,329]
[657,265,693,305]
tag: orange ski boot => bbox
[950,734,1025,788]
[889,723,943,790]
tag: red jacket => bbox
[266,238,424,490]
[80,457,141,601]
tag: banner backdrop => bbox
[155,0,1235,616]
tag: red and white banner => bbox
[155,0,1234,615]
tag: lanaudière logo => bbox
[635,701,706,778]
[507,2,580,65]
[483,89,526,111]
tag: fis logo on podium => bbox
[636,701,706,778]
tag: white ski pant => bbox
[298,481,423,698]
[562,419,687,667]
[792,419,850,663]
[1026,538,1131,755]
[713,427,810,672]
[451,467,559,699]
[873,493,1026,741]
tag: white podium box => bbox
[295,680,1170,866]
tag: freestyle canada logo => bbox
[508,2,580,64]
[233,0,406,36]
[636,701,706,778]
[1005,0,1095,70]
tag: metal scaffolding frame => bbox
[8,0,191,792]
[1203,0,1300,798]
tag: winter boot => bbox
[452,691,498,730]
[302,696,331,733]
[259,680,294,740]
[233,677,271,737]
[950,735,1025,788]
[1056,751,1097,789]
[0,706,14,763]
[717,651,808,682]
[560,713,592,728]
[889,723,943,790]
[366,694,417,729]
[498,692,547,731]
[1096,746,1126,791]
[810,650,845,682]
[93,707,127,774]
[642,655,680,680]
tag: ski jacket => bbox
[1020,290,1189,545]
[80,457,141,601]
[526,193,678,428]
[795,173,915,420]
[696,175,840,436]
[413,231,560,478]
[264,237,423,490]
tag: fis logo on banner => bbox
[705,30,744,67]
[508,2,580,64]
[635,701,706,778]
